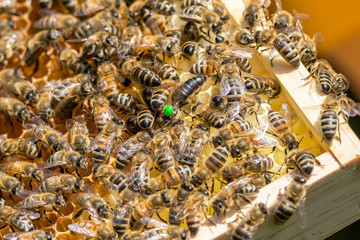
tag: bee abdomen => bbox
[268,110,288,134]
[236,57,252,73]
[295,152,315,176]
[205,145,230,173]
[274,199,296,224]
[320,110,338,141]
[173,76,207,106]
[229,120,253,135]
[162,166,192,186]
[137,108,154,129]
[11,212,35,231]
[232,223,252,240]
[157,63,179,81]
[273,34,300,67]
[205,110,225,128]
[317,70,332,94]
[246,154,273,172]
[114,93,138,113]
[133,66,162,87]
[189,60,217,75]
[150,88,170,111]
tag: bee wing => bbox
[112,135,145,153]
[173,202,189,221]
[37,161,69,169]
[113,202,132,218]
[3,232,31,240]
[179,13,203,23]
[224,48,253,59]
[31,116,49,126]
[199,0,214,10]
[220,75,231,96]
[249,127,279,149]
[89,130,116,153]
[280,103,293,130]
[312,32,323,46]
[226,101,241,119]
[292,9,309,22]
[68,222,98,237]
[140,217,167,228]
[131,161,149,185]
[273,0,282,11]
[0,134,6,143]
[75,0,105,17]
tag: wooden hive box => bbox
[194,1,360,239]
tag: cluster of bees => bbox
[0,0,358,239]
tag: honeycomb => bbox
[0,0,338,239]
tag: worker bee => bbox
[271,0,294,33]
[146,0,175,15]
[58,48,96,78]
[254,29,300,67]
[112,201,134,237]
[232,203,268,240]
[126,217,190,240]
[213,119,254,147]
[320,95,344,142]
[210,177,259,216]
[24,29,62,67]
[91,119,124,164]
[93,164,131,193]
[133,35,180,60]
[34,14,79,32]
[234,28,255,47]
[0,17,15,36]
[286,149,316,177]
[189,60,218,76]
[237,95,261,120]
[243,0,270,28]
[39,173,84,194]
[122,20,142,43]
[0,161,43,186]
[89,94,117,132]
[37,82,54,123]
[230,127,278,158]
[338,95,360,122]
[113,93,140,114]
[73,193,110,219]
[294,32,322,68]
[132,65,162,87]
[5,78,39,105]
[169,182,195,225]
[56,81,94,119]
[0,68,24,87]
[150,130,173,172]
[45,150,88,175]
[18,192,66,224]
[304,59,334,94]
[140,7,166,35]
[0,137,40,159]
[0,0,16,14]
[112,131,151,169]
[29,119,71,152]
[0,205,35,232]
[192,103,226,128]
[268,103,299,151]
[172,76,207,106]
[3,230,53,240]
[129,190,171,230]
[0,31,24,66]
[74,18,108,39]
[180,6,223,34]
[150,80,176,112]
[0,97,31,123]
[209,94,228,111]
[331,73,349,95]
[151,60,180,81]
[170,120,190,156]
[222,154,274,181]
[249,172,273,188]
[218,60,246,101]
[67,118,91,155]
[243,74,280,99]
[274,175,306,224]
[97,62,123,104]
[75,0,106,18]
[142,165,192,195]
[68,220,118,240]
[178,123,209,169]
[181,41,200,60]
[0,172,24,198]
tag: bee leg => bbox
[75,168,81,177]
[65,168,71,174]
[9,194,14,203]
[29,180,33,190]
[237,194,251,204]
[0,223,7,230]
[9,224,16,232]
[80,103,92,119]
[53,207,63,216]
[156,212,167,223]
[60,166,65,174]
[337,120,342,143]
[44,210,53,224]
[30,59,40,77]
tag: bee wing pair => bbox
[220,75,246,97]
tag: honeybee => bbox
[129,190,171,230]
[189,60,218,76]
[192,103,226,128]
[205,43,252,64]
[0,205,35,232]
[243,0,270,28]
[221,154,274,181]
[0,17,15,37]
[294,32,322,68]
[320,95,344,142]
[68,220,118,240]
[169,182,195,225]
[113,93,140,114]
[56,81,94,119]
[152,130,175,172]
[180,41,199,60]
[180,6,223,34]
[45,150,88,174]
[37,82,54,123]
[130,149,151,190]
[286,149,316,177]
[133,35,180,60]
[178,123,209,169]
[274,175,306,224]
[58,48,96,78]
[0,97,31,123]
[19,192,65,224]
[75,0,106,18]
[0,0,16,14]
[74,18,108,39]
[91,119,124,164]
[29,120,71,152]
[24,29,62,67]
[112,201,134,237]
[0,137,40,159]
[231,203,267,240]
[254,29,300,67]
[218,60,246,101]
[210,177,259,216]
[151,60,180,81]
[5,79,39,105]
[213,119,254,146]
[0,68,24,85]
[172,76,207,106]
[0,171,24,199]
[3,230,53,240]
[271,0,294,33]
[237,95,261,120]
[112,131,151,169]
[34,14,79,32]
[39,173,84,194]
[304,59,334,95]
[209,94,228,112]
[249,172,273,188]
[89,94,116,132]
[93,164,130,193]
[170,120,190,156]
[67,118,91,155]
[146,0,175,15]
[142,165,192,195]
[184,189,209,236]
[122,20,142,43]
[97,62,123,104]
[126,217,190,240]
[268,103,299,151]
[150,80,176,112]
[0,31,24,66]
[132,65,162,87]
[338,95,360,122]
[73,193,110,219]
[331,73,349,95]
[0,161,43,186]
[243,74,279,99]
[140,7,166,35]
[59,0,77,12]
[234,28,255,47]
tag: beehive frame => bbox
[193,1,360,239]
